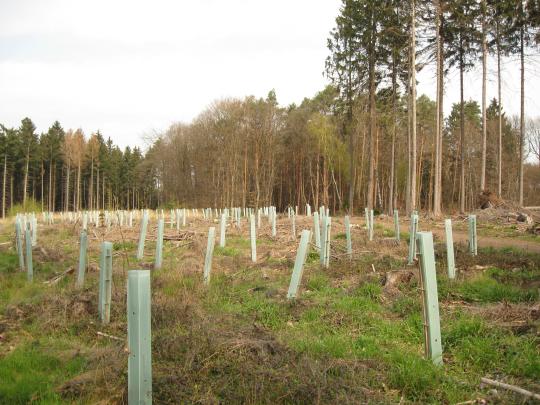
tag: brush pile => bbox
[475,190,537,226]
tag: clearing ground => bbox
[0,212,539,404]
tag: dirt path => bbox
[431,228,540,254]
[377,219,540,254]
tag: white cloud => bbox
[0,0,538,150]
[0,0,340,148]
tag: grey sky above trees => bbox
[1,0,539,149]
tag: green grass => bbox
[305,272,331,292]
[0,251,20,274]
[458,275,537,302]
[305,250,320,264]
[0,340,86,404]
[1,220,539,404]
[226,236,251,249]
[438,271,538,303]
[486,266,539,283]
[444,312,540,379]
[113,240,136,251]
[214,246,240,257]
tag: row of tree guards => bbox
[12,206,479,404]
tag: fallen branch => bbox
[481,377,540,400]
[43,267,74,285]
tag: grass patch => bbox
[227,236,250,249]
[0,340,86,404]
[113,240,136,251]
[305,250,320,264]
[459,275,537,303]
[486,266,539,284]
[444,312,540,379]
[214,246,240,257]
[0,251,20,274]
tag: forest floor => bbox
[0,214,539,404]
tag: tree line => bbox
[147,0,540,214]
[147,88,538,213]
[0,119,156,216]
[3,0,540,215]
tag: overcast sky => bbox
[1,0,539,150]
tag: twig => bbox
[97,331,124,342]
[118,226,130,272]
[480,377,540,400]
[43,267,74,285]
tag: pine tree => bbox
[444,0,481,212]
[18,118,38,208]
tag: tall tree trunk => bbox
[96,167,100,211]
[2,155,6,218]
[366,9,377,210]
[10,174,13,212]
[316,151,320,209]
[76,162,81,211]
[409,0,417,212]
[48,157,53,211]
[52,163,56,211]
[480,0,488,191]
[388,54,397,214]
[40,161,44,211]
[347,107,355,214]
[519,23,525,206]
[89,157,94,211]
[459,46,466,213]
[65,164,70,212]
[23,149,29,207]
[406,58,412,213]
[497,25,503,197]
[433,0,443,216]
